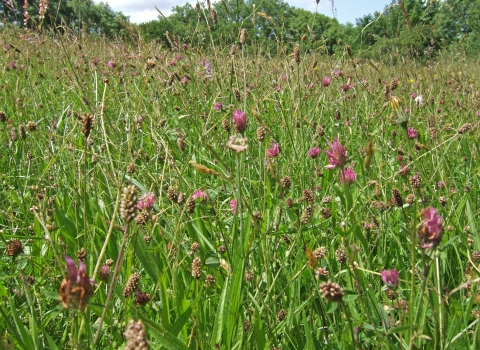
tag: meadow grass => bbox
[0,25,479,349]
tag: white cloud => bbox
[93,0,187,23]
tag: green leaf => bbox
[137,312,189,350]
[205,257,221,267]
[135,233,159,281]
[342,290,359,302]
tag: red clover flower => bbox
[325,138,349,170]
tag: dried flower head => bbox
[124,319,149,350]
[7,239,23,257]
[319,280,344,302]
[226,135,248,153]
[124,273,141,297]
[121,185,138,223]
[191,258,202,279]
[60,256,95,311]
[239,28,247,44]
[81,113,94,139]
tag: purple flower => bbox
[204,59,212,76]
[342,84,351,92]
[339,167,357,185]
[229,199,237,214]
[322,77,331,87]
[411,93,417,99]
[381,269,399,288]
[407,128,418,139]
[98,264,110,283]
[418,207,443,249]
[275,85,281,92]
[307,147,321,159]
[107,61,115,69]
[192,189,207,202]
[175,55,182,61]
[60,257,95,310]
[169,60,176,66]
[325,138,349,170]
[307,83,314,90]
[266,143,280,158]
[9,61,16,69]
[182,43,188,50]
[232,110,247,133]
[334,70,344,78]
[213,102,223,111]
[137,192,155,210]
[437,181,445,189]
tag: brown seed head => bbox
[294,44,300,64]
[313,247,327,260]
[319,280,344,302]
[123,273,140,297]
[239,28,247,44]
[121,185,138,223]
[81,113,94,139]
[300,206,313,224]
[124,319,149,350]
[191,258,202,279]
[7,239,23,257]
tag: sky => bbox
[94,0,393,26]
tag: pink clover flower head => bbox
[475,110,480,117]
[411,92,417,99]
[267,143,280,158]
[340,167,357,185]
[175,55,182,61]
[137,192,155,210]
[9,61,16,69]
[169,60,176,66]
[307,147,321,159]
[437,181,445,189]
[229,199,237,214]
[204,59,212,76]
[418,207,443,249]
[342,84,351,92]
[192,189,207,203]
[61,256,95,310]
[307,83,314,90]
[334,70,344,78]
[275,85,281,92]
[182,43,188,49]
[407,128,418,139]
[107,60,115,69]
[98,264,110,283]
[381,269,399,288]
[325,138,348,170]
[213,102,223,111]
[232,110,247,133]
[322,77,331,87]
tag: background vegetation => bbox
[0,0,480,349]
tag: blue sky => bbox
[95,0,393,25]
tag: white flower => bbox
[415,95,423,105]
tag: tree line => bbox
[2,0,480,58]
